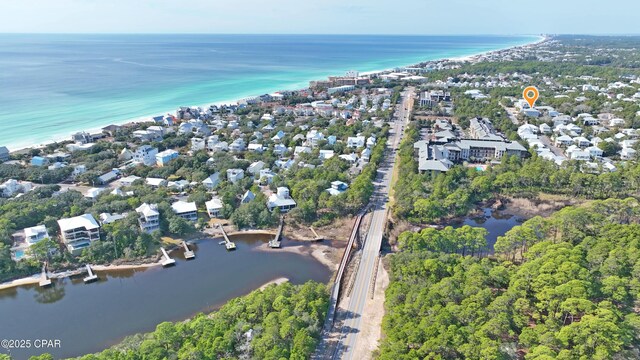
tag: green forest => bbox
[21,281,328,360]
[379,198,640,359]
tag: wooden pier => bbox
[160,247,176,267]
[83,264,98,283]
[309,226,323,241]
[218,225,236,250]
[268,217,285,248]
[182,241,195,260]
[39,262,52,287]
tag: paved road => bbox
[329,87,413,360]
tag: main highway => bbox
[328,87,414,359]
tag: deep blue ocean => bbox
[0,34,537,149]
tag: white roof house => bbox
[226,169,245,184]
[135,203,160,233]
[347,136,366,148]
[205,197,224,218]
[267,187,297,213]
[57,214,100,255]
[146,177,168,187]
[24,225,50,245]
[247,161,265,175]
[171,201,198,222]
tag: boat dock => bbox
[160,247,176,266]
[39,262,51,287]
[268,217,285,248]
[83,265,98,283]
[182,241,195,260]
[218,225,236,250]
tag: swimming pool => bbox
[14,250,26,260]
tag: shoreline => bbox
[5,35,543,152]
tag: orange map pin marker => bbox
[523,86,539,109]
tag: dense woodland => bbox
[379,198,640,359]
[15,281,328,360]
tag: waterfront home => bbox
[119,175,142,187]
[267,187,297,213]
[227,169,245,184]
[241,190,255,204]
[133,145,159,166]
[247,161,265,175]
[326,181,348,196]
[202,172,221,190]
[57,214,100,255]
[146,177,168,188]
[0,146,9,162]
[10,225,51,261]
[72,131,93,144]
[156,149,179,167]
[136,203,160,233]
[24,225,50,244]
[66,143,96,152]
[31,156,48,167]
[171,201,198,222]
[206,197,224,218]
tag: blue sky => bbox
[1,0,638,34]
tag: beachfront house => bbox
[206,197,224,218]
[267,187,297,213]
[135,203,160,233]
[0,146,9,162]
[156,149,179,167]
[171,201,198,222]
[57,214,101,255]
[31,156,48,167]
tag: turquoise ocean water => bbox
[0,34,538,149]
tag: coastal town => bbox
[2,33,640,360]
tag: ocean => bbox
[0,34,538,149]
